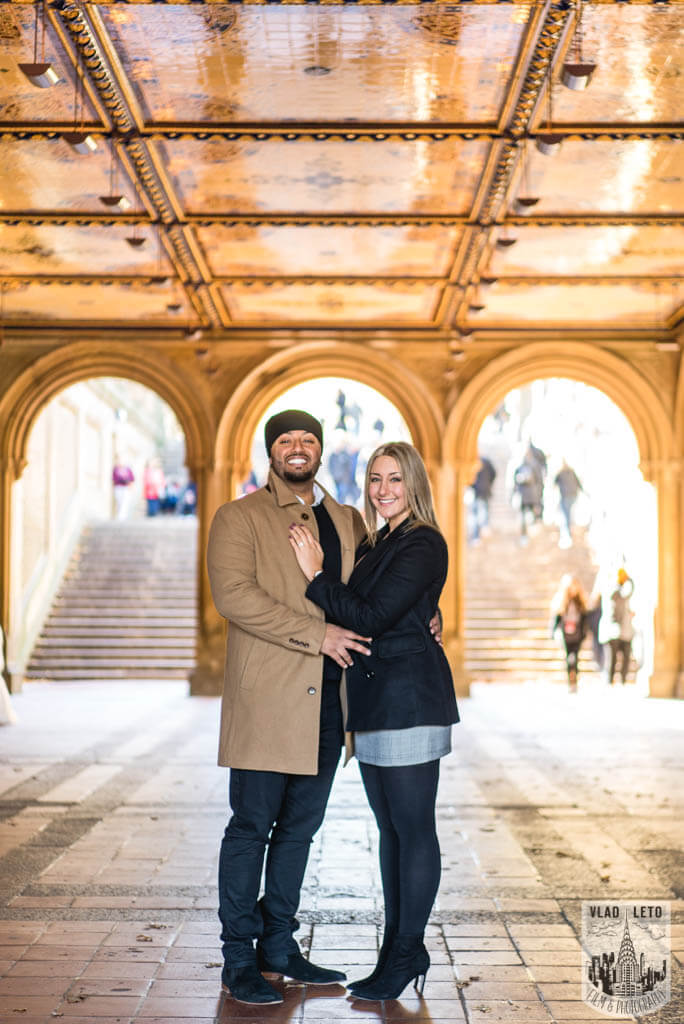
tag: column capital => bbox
[640,457,683,484]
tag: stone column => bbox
[188,457,252,697]
[0,456,24,692]
[644,458,682,698]
[434,458,470,697]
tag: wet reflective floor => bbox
[0,679,682,1023]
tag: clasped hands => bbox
[288,523,443,670]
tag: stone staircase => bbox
[465,441,601,685]
[26,519,197,680]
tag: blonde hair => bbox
[363,441,441,546]
[551,574,588,616]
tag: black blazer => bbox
[306,520,459,732]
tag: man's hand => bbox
[321,624,372,669]
[429,612,443,647]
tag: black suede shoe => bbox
[221,964,283,1004]
[257,948,346,985]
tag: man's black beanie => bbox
[264,410,323,455]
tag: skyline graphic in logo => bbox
[582,901,671,1017]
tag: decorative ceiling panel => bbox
[158,136,488,214]
[0,224,167,276]
[0,139,129,212]
[101,4,525,124]
[197,223,461,276]
[489,225,684,278]
[552,8,683,125]
[472,281,684,328]
[0,6,101,123]
[4,281,183,323]
[524,140,683,215]
[220,281,440,323]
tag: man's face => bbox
[269,429,322,485]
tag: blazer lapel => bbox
[349,522,404,591]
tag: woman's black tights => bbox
[359,759,441,936]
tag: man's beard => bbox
[283,466,316,483]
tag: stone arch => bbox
[215,342,444,499]
[0,343,217,692]
[445,342,673,471]
[0,342,215,477]
[441,341,679,699]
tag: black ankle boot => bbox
[257,947,346,985]
[351,935,429,1001]
[347,928,395,993]
[221,964,283,1004]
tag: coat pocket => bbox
[376,632,426,659]
[237,636,269,690]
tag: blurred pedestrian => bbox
[112,458,134,520]
[180,480,197,515]
[554,459,583,548]
[513,454,543,542]
[599,568,635,685]
[527,441,547,519]
[143,458,165,517]
[551,574,588,692]
[470,455,496,542]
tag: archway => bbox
[188,344,444,695]
[465,379,656,694]
[443,342,679,699]
[214,343,443,505]
[245,376,412,507]
[0,344,215,692]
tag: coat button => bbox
[366,671,375,679]
[301,512,309,520]
[307,687,316,695]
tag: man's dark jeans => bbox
[218,680,343,969]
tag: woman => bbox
[551,574,588,692]
[289,442,459,1001]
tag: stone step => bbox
[28,519,199,680]
[24,667,191,679]
[33,637,195,650]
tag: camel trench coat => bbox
[207,470,366,774]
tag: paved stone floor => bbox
[0,679,682,1024]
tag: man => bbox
[554,459,583,548]
[469,454,496,542]
[207,409,370,1005]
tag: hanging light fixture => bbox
[19,2,59,87]
[99,139,130,210]
[151,224,170,285]
[62,38,97,153]
[562,1,596,90]
[479,276,498,290]
[125,179,147,248]
[496,235,518,248]
[513,141,540,214]
[536,68,563,155]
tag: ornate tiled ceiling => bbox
[0,0,682,337]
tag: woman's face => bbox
[368,455,409,531]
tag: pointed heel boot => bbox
[350,936,430,1002]
[347,928,395,994]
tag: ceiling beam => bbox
[3,123,682,142]
[1,213,681,228]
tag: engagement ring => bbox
[298,542,304,547]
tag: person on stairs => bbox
[599,568,635,685]
[289,441,460,1002]
[551,574,588,693]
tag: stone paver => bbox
[0,680,681,1023]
